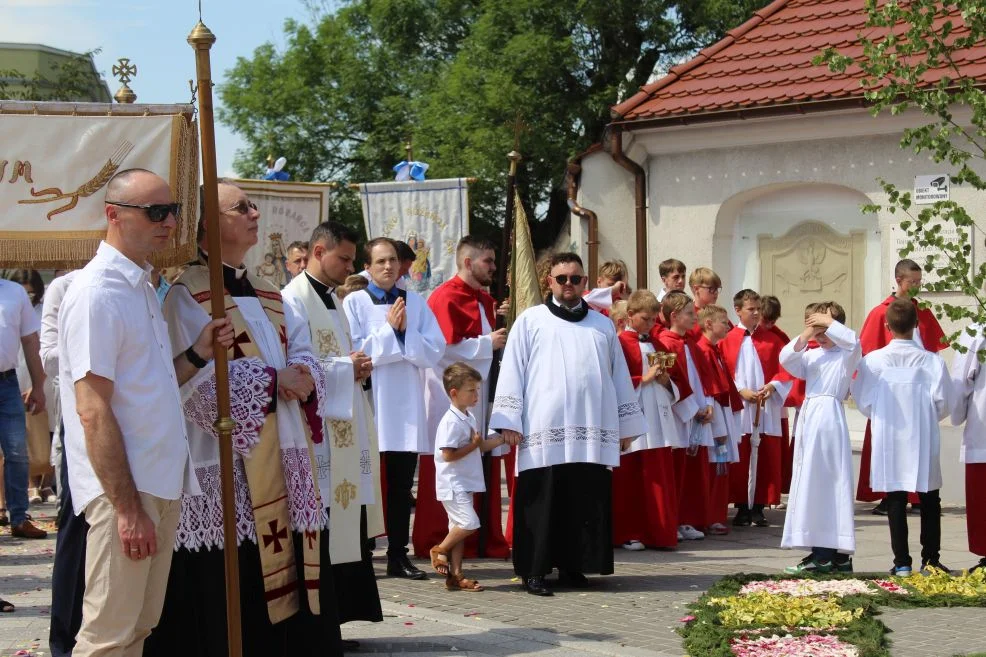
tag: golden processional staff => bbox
[188,16,243,657]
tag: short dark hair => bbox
[733,289,761,309]
[287,240,308,253]
[661,290,692,324]
[895,258,921,279]
[197,178,240,243]
[443,361,482,395]
[659,258,686,278]
[394,240,416,262]
[310,221,358,251]
[761,295,781,322]
[456,235,497,266]
[886,299,917,334]
[548,252,584,271]
[364,236,398,261]
[6,269,44,305]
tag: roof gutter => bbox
[606,127,647,290]
[566,162,599,284]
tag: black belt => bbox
[0,369,16,381]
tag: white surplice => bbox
[779,321,860,552]
[488,302,646,472]
[733,329,792,436]
[165,282,324,548]
[949,324,986,465]
[852,339,951,493]
[343,288,445,453]
[627,340,681,453]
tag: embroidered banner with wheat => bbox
[0,102,198,268]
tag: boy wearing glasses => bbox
[686,267,724,340]
[490,253,645,596]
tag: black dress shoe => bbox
[732,511,752,527]
[522,575,553,596]
[557,570,589,588]
[387,556,428,580]
[752,512,770,528]
[341,638,360,652]
[871,499,889,516]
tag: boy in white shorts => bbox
[430,362,506,591]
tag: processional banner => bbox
[0,101,198,268]
[358,178,469,297]
[230,178,333,289]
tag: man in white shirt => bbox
[0,275,47,541]
[60,168,232,657]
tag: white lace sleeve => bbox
[182,357,273,456]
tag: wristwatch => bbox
[185,345,208,369]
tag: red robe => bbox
[856,295,946,502]
[656,329,721,528]
[611,330,682,548]
[766,325,799,495]
[411,276,509,559]
[719,325,791,506]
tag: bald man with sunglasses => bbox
[59,168,233,657]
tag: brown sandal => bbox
[429,546,450,576]
[445,573,483,592]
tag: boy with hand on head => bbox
[429,362,506,591]
[719,290,792,528]
[584,260,631,315]
[692,304,742,535]
[613,290,686,550]
[852,299,952,576]
[656,291,718,541]
[779,302,860,574]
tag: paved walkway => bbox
[2,495,985,656]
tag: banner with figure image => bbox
[229,178,334,289]
[358,178,470,297]
[0,101,198,268]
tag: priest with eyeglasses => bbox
[489,252,646,597]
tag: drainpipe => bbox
[566,162,599,284]
[608,127,648,290]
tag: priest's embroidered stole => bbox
[176,263,322,622]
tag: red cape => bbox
[859,294,946,355]
[427,275,496,342]
[619,330,692,398]
[693,334,744,411]
[657,328,723,398]
[719,324,791,386]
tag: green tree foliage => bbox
[219,0,763,243]
[820,1,986,352]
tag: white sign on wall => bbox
[913,174,950,205]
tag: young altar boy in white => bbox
[852,299,952,576]
[779,302,860,573]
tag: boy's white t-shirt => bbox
[434,405,486,500]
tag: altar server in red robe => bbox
[413,236,510,559]
[719,290,792,528]
[692,304,742,534]
[949,322,986,573]
[857,259,946,514]
[584,260,630,316]
[612,290,687,550]
[760,295,801,497]
[686,267,724,341]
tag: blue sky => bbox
[0,0,316,178]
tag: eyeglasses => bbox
[552,274,584,286]
[221,200,258,215]
[106,201,180,222]
[697,286,721,294]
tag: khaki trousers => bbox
[73,492,180,657]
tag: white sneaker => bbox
[679,525,705,540]
[622,539,645,551]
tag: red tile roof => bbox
[612,0,986,124]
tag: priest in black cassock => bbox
[489,252,646,596]
[282,221,385,647]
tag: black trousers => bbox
[383,451,418,559]
[886,489,941,568]
[49,442,88,657]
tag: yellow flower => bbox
[707,592,862,629]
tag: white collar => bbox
[95,241,151,288]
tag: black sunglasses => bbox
[552,274,584,285]
[222,200,259,215]
[106,201,180,222]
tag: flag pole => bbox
[188,19,243,657]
